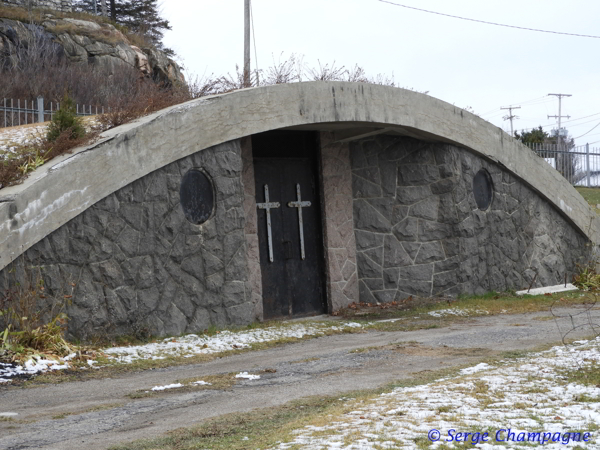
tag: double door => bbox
[254,157,325,319]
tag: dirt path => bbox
[1,307,598,450]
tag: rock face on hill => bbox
[0,14,183,84]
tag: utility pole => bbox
[501,106,521,136]
[548,93,572,150]
[243,0,251,88]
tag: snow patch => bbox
[151,383,183,391]
[236,372,260,380]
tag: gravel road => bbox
[1,306,598,450]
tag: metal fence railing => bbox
[527,142,600,187]
[1,97,104,129]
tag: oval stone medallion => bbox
[180,169,214,224]
[473,169,493,210]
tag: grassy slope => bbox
[575,187,600,214]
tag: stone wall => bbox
[0,140,252,340]
[351,136,591,302]
[2,0,72,11]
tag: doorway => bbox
[252,131,326,319]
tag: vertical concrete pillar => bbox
[241,137,263,321]
[319,132,359,312]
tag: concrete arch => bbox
[0,81,598,272]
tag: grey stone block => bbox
[372,290,396,303]
[410,197,439,221]
[364,246,384,267]
[392,217,418,241]
[395,186,432,205]
[222,281,246,307]
[396,279,432,297]
[418,220,452,241]
[383,268,399,289]
[363,278,385,291]
[354,200,391,232]
[357,252,383,279]
[402,242,421,260]
[415,241,445,264]
[383,235,412,268]
[398,264,433,281]
[189,307,211,332]
[397,164,440,186]
[430,177,457,195]
[227,302,254,325]
[355,230,384,250]
[358,280,377,304]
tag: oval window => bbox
[472,169,493,210]
[180,169,214,225]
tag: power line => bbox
[574,121,600,139]
[376,0,600,39]
[516,113,600,134]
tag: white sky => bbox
[161,0,600,147]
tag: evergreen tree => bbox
[514,126,548,145]
[47,95,86,142]
[72,0,171,51]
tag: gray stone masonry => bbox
[0,140,252,340]
[351,136,591,302]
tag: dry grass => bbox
[0,127,98,188]
[340,289,596,332]
[47,23,127,46]
[108,365,472,450]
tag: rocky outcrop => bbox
[0,14,183,84]
[2,0,72,12]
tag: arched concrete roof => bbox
[0,81,598,271]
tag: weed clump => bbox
[572,264,600,291]
[0,267,75,364]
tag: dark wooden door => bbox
[254,153,325,319]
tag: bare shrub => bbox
[305,60,347,81]
[263,52,302,85]
[345,64,369,83]
[186,74,222,99]
[98,77,189,129]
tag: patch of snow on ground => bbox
[0,321,366,383]
[0,124,47,157]
[236,372,260,380]
[274,337,600,449]
[0,119,101,159]
[428,308,489,318]
[460,362,493,375]
[151,383,183,391]
[104,322,365,364]
[0,358,69,383]
[193,380,211,386]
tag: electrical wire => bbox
[376,0,600,39]
[517,114,600,134]
[574,121,600,139]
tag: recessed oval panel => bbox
[180,169,214,225]
[473,169,493,211]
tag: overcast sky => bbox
[161,0,600,147]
